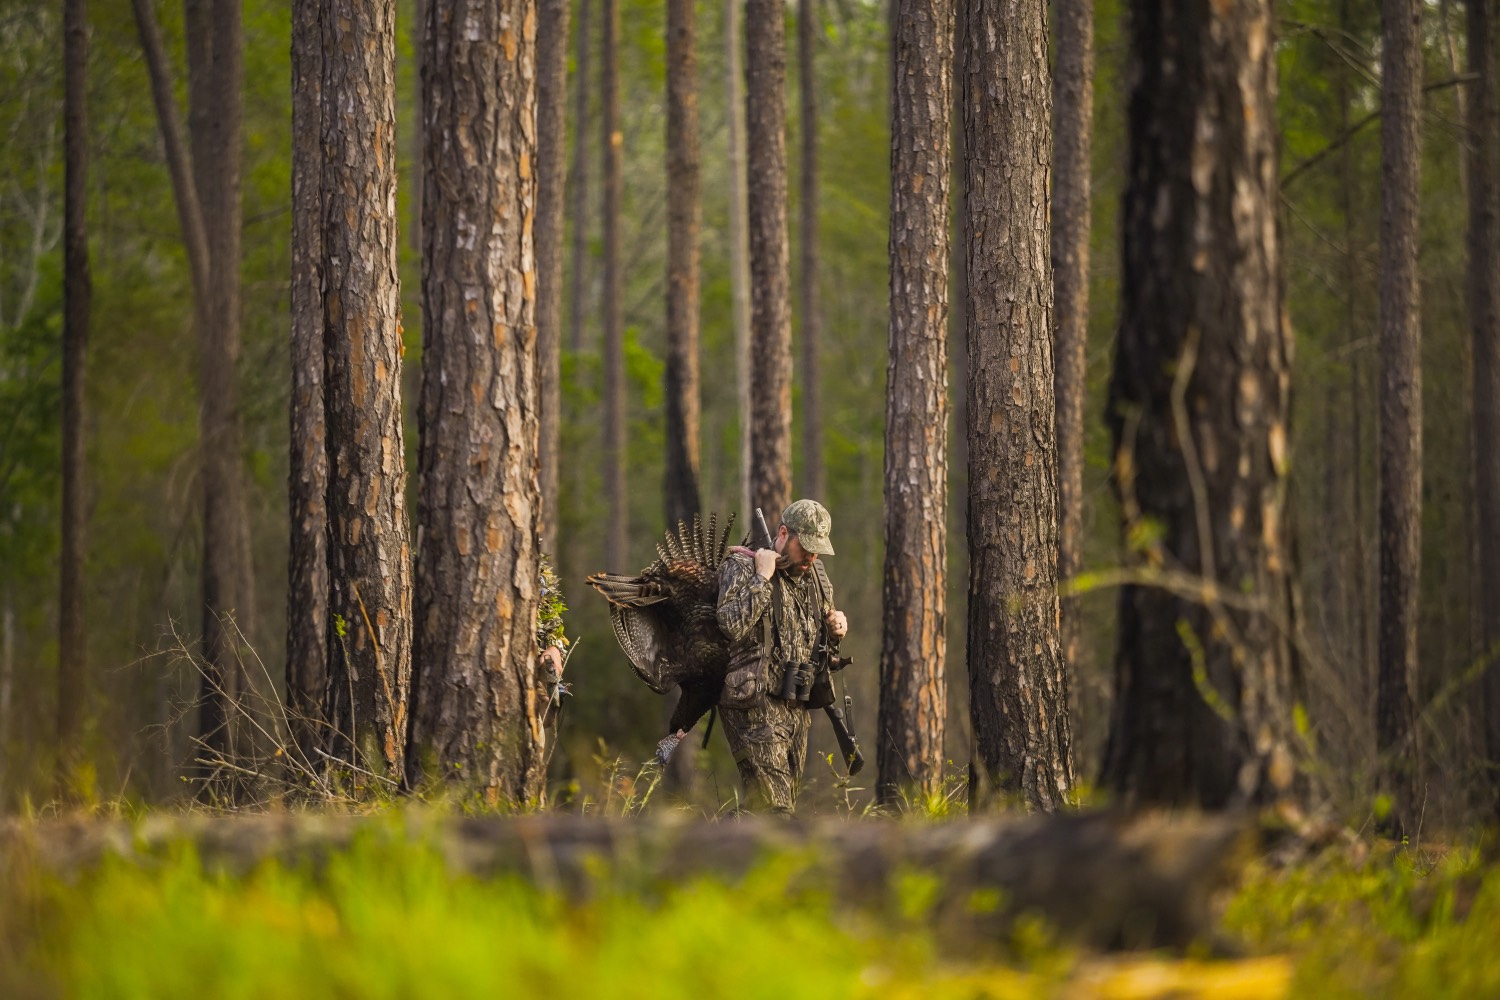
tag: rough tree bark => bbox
[569,0,591,356]
[409,0,544,803]
[664,0,703,528]
[287,0,326,764]
[1101,0,1297,810]
[1376,0,1423,837]
[797,0,823,502]
[746,0,793,519]
[878,0,952,807]
[602,0,627,569]
[963,0,1072,811]
[726,0,754,515]
[58,0,90,768]
[1052,0,1094,683]
[320,0,412,783]
[538,0,569,555]
[1467,0,1500,815]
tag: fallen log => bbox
[1,810,1253,951]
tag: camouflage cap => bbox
[781,499,834,556]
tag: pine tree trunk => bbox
[1467,0,1500,816]
[287,0,327,764]
[963,0,1071,811]
[410,0,425,257]
[1102,0,1296,810]
[537,0,569,555]
[797,0,823,502]
[726,0,753,515]
[664,0,703,529]
[1376,0,1423,837]
[746,0,793,519]
[879,0,952,807]
[410,0,544,802]
[1052,0,1093,685]
[186,0,256,762]
[569,0,591,356]
[320,0,412,783]
[601,0,627,569]
[58,0,90,768]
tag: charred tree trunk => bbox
[538,0,569,554]
[1102,0,1297,810]
[726,0,753,515]
[1468,0,1500,816]
[1375,0,1423,838]
[410,0,544,802]
[797,0,823,502]
[186,0,256,753]
[569,0,591,356]
[1052,0,1094,684]
[320,0,412,783]
[963,0,1072,811]
[878,0,953,807]
[746,0,793,518]
[664,0,703,528]
[58,0,90,769]
[601,0,627,569]
[287,0,327,764]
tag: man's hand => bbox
[539,644,565,681]
[826,609,848,639]
[754,547,778,580]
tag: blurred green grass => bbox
[5,817,1500,999]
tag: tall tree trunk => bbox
[746,0,793,519]
[664,0,703,528]
[1101,0,1296,810]
[186,0,255,763]
[320,0,412,783]
[411,0,425,258]
[797,0,823,502]
[878,0,952,807]
[601,0,627,569]
[131,0,223,764]
[1,580,13,798]
[963,0,1071,811]
[410,0,544,802]
[1339,0,1372,730]
[1052,0,1093,687]
[538,0,569,554]
[287,0,327,765]
[726,0,754,516]
[569,0,591,356]
[1375,0,1423,838]
[58,0,90,771]
[132,0,210,305]
[1468,0,1500,816]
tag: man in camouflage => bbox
[716,499,849,813]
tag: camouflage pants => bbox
[719,695,812,814]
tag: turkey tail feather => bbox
[586,572,668,607]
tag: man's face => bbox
[776,526,818,576]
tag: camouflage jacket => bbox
[716,551,834,686]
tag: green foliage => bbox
[1225,845,1500,997]
[4,826,969,999]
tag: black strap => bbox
[700,706,717,748]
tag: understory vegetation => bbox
[2,810,1497,999]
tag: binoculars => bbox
[777,662,816,703]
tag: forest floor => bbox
[1,803,1497,999]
